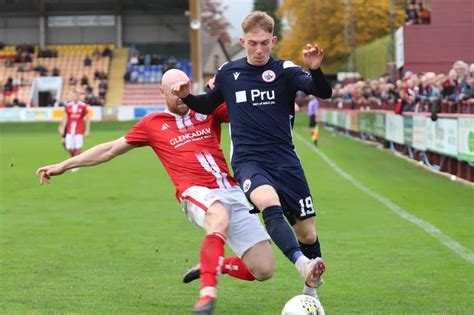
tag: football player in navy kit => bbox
[172,11,332,309]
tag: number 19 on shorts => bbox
[299,196,315,216]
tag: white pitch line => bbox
[294,132,474,264]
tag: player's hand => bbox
[170,80,191,98]
[36,164,66,185]
[302,43,324,70]
[206,76,216,89]
[84,131,90,137]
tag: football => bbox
[281,295,325,315]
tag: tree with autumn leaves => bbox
[276,0,405,72]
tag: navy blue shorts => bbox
[233,162,316,225]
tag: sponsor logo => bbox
[236,89,276,106]
[243,179,251,192]
[262,70,276,82]
[233,72,240,80]
[250,89,275,106]
[169,127,211,147]
[161,123,169,130]
[235,90,247,103]
[194,113,207,122]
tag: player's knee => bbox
[297,231,317,244]
[204,205,230,234]
[253,262,274,281]
[250,187,280,210]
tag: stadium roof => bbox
[0,0,188,16]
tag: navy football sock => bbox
[262,205,302,263]
[299,238,322,259]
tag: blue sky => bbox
[221,0,254,41]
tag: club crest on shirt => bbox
[242,179,252,192]
[194,113,207,121]
[262,70,276,83]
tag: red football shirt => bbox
[64,102,89,135]
[124,104,237,200]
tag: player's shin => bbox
[299,238,322,259]
[222,256,256,281]
[262,206,303,263]
[199,233,225,298]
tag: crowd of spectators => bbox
[1,44,111,107]
[324,60,474,116]
[124,45,191,83]
[405,0,431,25]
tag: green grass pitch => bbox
[1,117,473,314]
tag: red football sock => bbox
[222,256,256,281]
[200,233,225,293]
[68,150,75,157]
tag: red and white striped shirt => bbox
[124,104,237,200]
[64,101,88,135]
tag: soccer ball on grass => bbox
[281,294,325,315]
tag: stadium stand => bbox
[1,44,113,107]
[122,83,165,106]
[318,60,474,115]
[120,49,192,106]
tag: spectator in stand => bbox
[98,79,108,90]
[102,47,112,57]
[463,64,474,111]
[52,67,60,77]
[94,70,101,80]
[3,77,13,92]
[406,0,419,25]
[352,84,366,110]
[453,61,470,104]
[92,48,101,59]
[417,2,431,24]
[144,54,152,66]
[80,75,89,86]
[83,55,92,67]
[12,77,23,88]
[85,85,93,95]
[418,72,440,112]
[402,89,418,112]
[69,76,77,86]
[24,52,32,63]
[34,64,48,76]
[4,57,14,68]
[441,69,457,101]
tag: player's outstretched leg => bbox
[193,233,225,315]
[184,256,256,283]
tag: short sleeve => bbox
[124,116,150,147]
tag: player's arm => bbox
[300,43,332,99]
[171,79,225,114]
[36,138,133,184]
[58,116,67,135]
[84,115,91,136]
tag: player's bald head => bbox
[161,69,189,89]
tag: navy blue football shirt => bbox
[183,56,331,167]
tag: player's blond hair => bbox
[241,11,274,34]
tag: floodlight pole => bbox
[189,0,203,93]
[389,0,395,63]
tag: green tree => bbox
[254,0,282,39]
[276,0,404,71]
